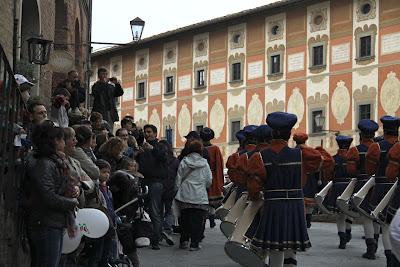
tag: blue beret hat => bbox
[252,125,272,140]
[336,135,353,149]
[235,130,246,142]
[358,119,379,134]
[380,115,400,131]
[200,127,215,142]
[243,125,258,137]
[266,112,297,131]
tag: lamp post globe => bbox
[130,17,145,41]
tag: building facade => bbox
[0,0,92,106]
[91,0,400,158]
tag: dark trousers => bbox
[148,182,164,245]
[86,236,113,267]
[163,198,174,232]
[180,208,206,246]
[28,226,63,267]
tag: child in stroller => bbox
[108,165,150,267]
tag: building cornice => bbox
[91,0,315,58]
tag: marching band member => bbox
[324,136,353,249]
[200,127,225,228]
[247,112,334,267]
[346,119,379,259]
[380,133,400,266]
[293,133,318,229]
[365,115,400,267]
[225,125,258,200]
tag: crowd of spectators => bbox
[14,67,222,267]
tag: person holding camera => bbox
[91,68,124,132]
[54,70,86,111]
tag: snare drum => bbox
[224,200,264,267]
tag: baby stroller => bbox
[67,170,148,267]
[108,170,151,266]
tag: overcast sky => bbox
[91,0,277,50]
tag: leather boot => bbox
[284,257,297,266]
[306,214,312,229]
[362,238,376,260]
[338,232,347,249]
[209,214,216,228]
[385,250,392,267]
[345,229,352,243]
[374,234,379,253]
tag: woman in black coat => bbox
[25,121,79,267]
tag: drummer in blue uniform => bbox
[247,112,334,267]
[324,135,354,249]
[365,115,400,267]
[346,119,379,259]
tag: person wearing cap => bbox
[323,135,354,249]
[200,127,224,228]
[246,112,334,267]
[293,133,320,229]
[380,135,400,267]
[225,125,258,201]
[365,115,400,267]
[237,125,272,202]
[178,130,209,162]
[15,74,34,103]
[236,125,272,257]
[346,119,380,259]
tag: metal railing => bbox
[0,44,28,266]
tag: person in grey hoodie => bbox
[175,140,212,251]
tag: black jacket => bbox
[25,153,77,228]
[91,81,124,122]
[137,139,168,184]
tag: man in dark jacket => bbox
[91,68,124,131]
[136,124,168,250]
[54,70,86,110]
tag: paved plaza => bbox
[138,222,386,267]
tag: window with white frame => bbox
[360,36,372,58]
[355,29,376,62]
[231,62,242,81]
[268,52,283,76]
[165,76,174,94]
[136,81,146,99]
[195,69,206,88]
[230,120,241,142]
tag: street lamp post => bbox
[130,17,145,42]
[27,37,53,65]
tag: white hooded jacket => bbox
[175,152,212,205]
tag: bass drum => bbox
[220,192,248,238]
[224,199,264,267]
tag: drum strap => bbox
[264,189,303,200]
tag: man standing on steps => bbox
[91,68,124,132]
